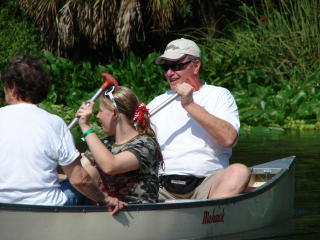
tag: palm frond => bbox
[57,0,76,49]
[115,0,144,52]
[91,0,118,47]
[19,0,64,27]
[18,0,193,57]
[148,0,186,31]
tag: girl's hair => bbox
[101,86,155,137]
[100,86,164,169]
[101,86,164,169]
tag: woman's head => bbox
[1,55,50,104]
[99,86,164,169]
[100,86,155,137]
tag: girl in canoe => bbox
[76,86,163,203]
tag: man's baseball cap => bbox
[155,38,201,64]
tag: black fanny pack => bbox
[160,175,205,195]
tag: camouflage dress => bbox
[85,134,162,203]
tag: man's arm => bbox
[62,157,127,215]
[185,102,238,147]
[176,82,238,147]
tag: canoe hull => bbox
[0,156,295,240]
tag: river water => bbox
[227,128,320,240]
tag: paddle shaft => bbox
[67,73,118,130]
[67,88,105,129]
[150,93,178,117]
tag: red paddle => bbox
[68,73,118,129]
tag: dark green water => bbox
[229,129,320,239]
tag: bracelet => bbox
[81,128,95,141]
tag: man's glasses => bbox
[161,60,192,72]
[104,86,118,110]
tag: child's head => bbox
[101,86,155,137]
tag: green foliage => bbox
[234,77,320,128]
[0,0,41,70]
[237,0,320,78]
[40,51,168,134]
[198,0,320,130]
[101,52,168,104]
[0,0,41,105]
[43,51,103,106]
[43,51,168,107]
[1,0,319,132]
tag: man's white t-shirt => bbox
[0,104,79,205]
[148,84,240,177]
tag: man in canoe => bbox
[0,55,126,214]
[147,38,250,199]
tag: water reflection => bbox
[226,129,320,239]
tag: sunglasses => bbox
[104,86,118,110]
[161,60,192,72]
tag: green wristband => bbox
[81,128,95,141]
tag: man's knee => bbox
[228,163,250,178]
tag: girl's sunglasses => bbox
[104,86,118,110]
[161,60,192,72]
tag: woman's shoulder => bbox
[122,135,159,155]
[131,134,157,146]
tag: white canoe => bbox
[0,156,295,240]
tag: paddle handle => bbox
[150,93,178,117]
[67,88,105,129]
[67,73,118,130]
[150,77,200,117]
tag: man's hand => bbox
[175,82,194,108]
[104,195,128,216]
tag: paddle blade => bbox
[186,77,201,91]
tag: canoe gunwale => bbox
[0,156,295,213]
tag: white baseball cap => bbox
[155,38,201,64]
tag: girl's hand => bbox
[76,100,95,129]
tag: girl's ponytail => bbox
[133,104,155,138]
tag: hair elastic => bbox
[133,104,150,129]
